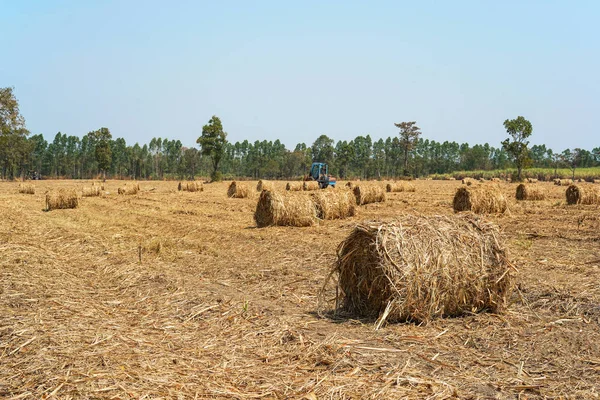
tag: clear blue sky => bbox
[1,0,599,151]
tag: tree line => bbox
[1,87,599,181]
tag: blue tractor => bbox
[305,162,337,189]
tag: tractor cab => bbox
[308,162,337,188]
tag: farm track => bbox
[1,179,599,398]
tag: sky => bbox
[1,0,599,151]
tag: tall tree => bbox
[0,87,30,179]
[394,121,421,176]
[501,116,532,181]
[197,115,228,181]
[311,134,335,166]
[91,127,112,179]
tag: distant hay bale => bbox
[353,185,386,205]
[447,177,456,181]
[257,180,274,192]
[286,182,302,191]
[179,181,203,192]
[565,184,600,205]
[491,178,501,183]
[453,186,507,214]
[45,189,79,211]
[327,214,513,323]
[554,179,572,186]
[594,179,600,184]
[18,184,35,194]
[311,190,356,220]
[526,178,538,183]
[515,184,545,201]
[227,181,249,198]
[254,190,316,227]
[82,186,102,197]
[118,184,139,195]
[303,181,320,191]
[386,182,416,193]
[345,182,354,189]
[462,178,476,186]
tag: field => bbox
[1,180,600,399]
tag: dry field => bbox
[1,180,599,399]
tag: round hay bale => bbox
[286,182,302,191]
[386,182,416,193]
[82,186,102,197]
[18,184,35,194]
[491,178,501,183]
[453,186,507,214]
[227,181,249,198]
[180,181,203,192]
[526,178,538,183]
[345,182,354,190]
[353,185,386,205]
[328,214,513,323]
[515,184,546,201]
[254,190,317,227]
[461,178,475,185]
[303,181,320,191]
[257,180,274,192]
[311,190,356,220]
[593,179,600,184]
[565,184,600,205]
[46,189,79,211]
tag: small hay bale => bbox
[353,185,386,205]
[18,183,35,194]
[565,184,600,205]
[328,214,513,323]
[286,182,302,191]
[386,182,416,193]
[303,181,320,191]
[257,180,274,192]
[180,181,203,192]
[82,186,102,197]
[45,189,79,211]
[227,181,249,198]
[526,178,538,183]
[515,184,545,201]
[118,185,139,195]
[447,177,456,181]
[554,179,572,186]
[461,178,476,186]
[311,190,356,220]
[254,190,317,227]
[491,178,501,183]
[453,186,507,214]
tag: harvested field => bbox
[1,179,600,399]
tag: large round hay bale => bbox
[303,181,320,191]
[82,186,102,197]
[254,190,316,227]
[286,182,302,191]
[46,189,79,211]
[257,180,274,192]
[180,181,203,192]
[453,186,507,214]
[565,184,600,205]
[515,184,545,201]
[311,190,356,220]
[386,182,416,193]
[353,185,386,205]
[227,181,249,198]
[330,214,513,323]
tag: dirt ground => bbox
[1,179,599,399]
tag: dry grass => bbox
[515,183,546,201]
[256,180,274,192]
[18,183,35,194]
[353,185,386,205]
[82,186,102,197]
[453,186,507,214]
[386,182,416,193]
[2,179,600,399]
[254,190,317,227]
[227,181,249,198]
[45,189,79,211]
[565,184,600,205]
[286,182,303,191]
[303,181,320,191]
[178,181,203,192]
[325,214,513,323]
[311,190,356,220]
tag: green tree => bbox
[394,121,421,176]
[197,115,228,181]
[0,87,30,179]
[311,134,335,165]
[501,116,532,181]
[91,127,112,179]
